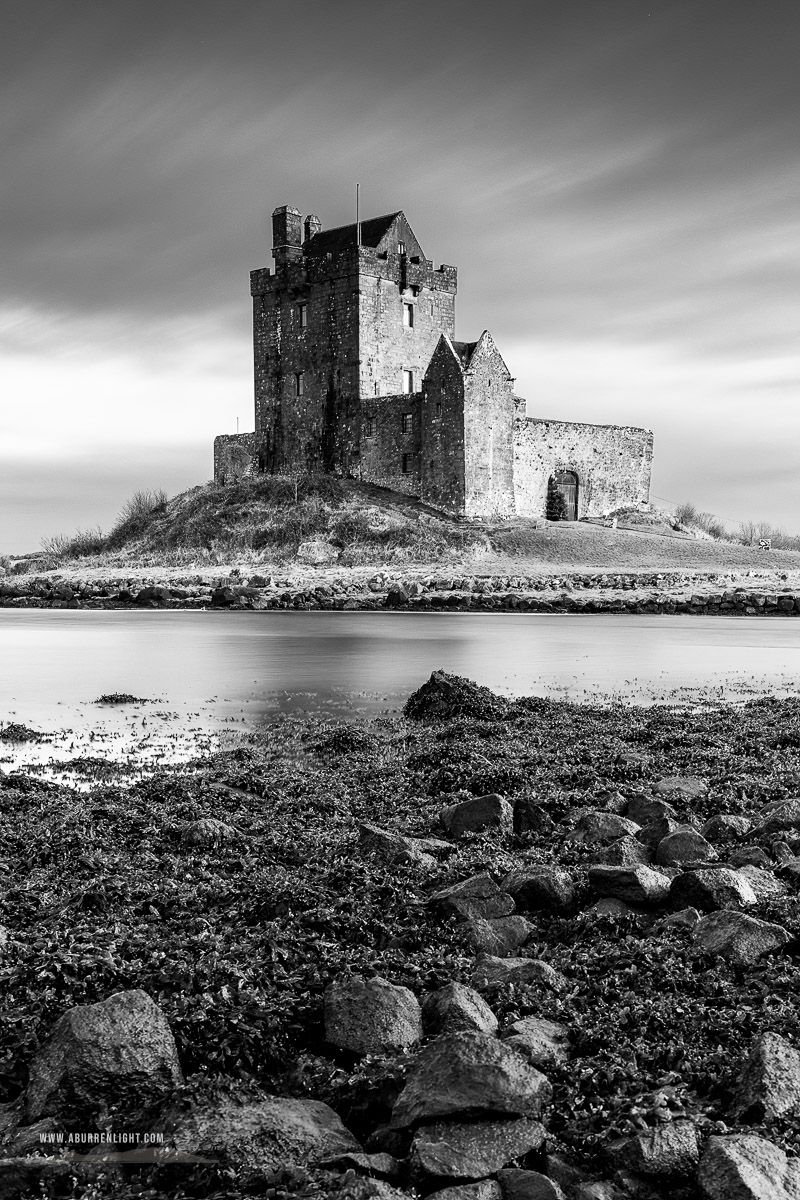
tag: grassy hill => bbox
[16,475,800,579]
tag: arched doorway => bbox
[551,470,579,521]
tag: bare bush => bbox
[40,526,107,558]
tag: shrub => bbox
[108,488,168,546]
[40,526,107,558]
[546,479,568,521]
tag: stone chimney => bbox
[272,205,302,268]
[304,214,322,242]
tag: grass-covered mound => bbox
[3,683,800,1195]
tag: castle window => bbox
[398,241,406,256]
[402,370,413,393]
[298,303,307,328]
[403,302,414,328]
[401,412,412,433]
[401,453,412,474]
[294,372,305,397]
[364,417,376,438]
[435,401,442,418]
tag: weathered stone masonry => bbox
[214,204,653,518]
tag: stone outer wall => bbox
[213,433,261,484]
[513,417,653,518]
[419,339,466,513]
[462,334,516,517]
[358,393,422,496]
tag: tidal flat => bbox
[2,673,800,1198]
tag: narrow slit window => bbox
[402,369,413,393]
[403,302,414,327]
[364,417,376,438]
[401,453,412,474]
[294,372,305,397]
[435,401,442,418]
[398,241,406,255]
[298,303,307,328]
[401,412,412,433]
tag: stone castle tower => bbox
[214,205,653,520]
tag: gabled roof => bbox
[305,212,402,255]
[449,340,479,369]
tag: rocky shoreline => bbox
[2,671,800,1197]
[3,567,800,616]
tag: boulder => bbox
[404,671,509,723]
[701,814,752,842]
[180,818,238,847]
[587,865,672,905]
[501,865,576,913]
[422,982,499,1037]
[412,1116,545,1179]
[733,1032,800,1122]
[429,873,515,921]
[391,1032,552,1129]
[651,776,707,802]
[135,585,172,606]
[165,1094,361,1177]
[501,1017,570,1069]
[497,1169,566,1199]
[359,823,449,868]
[658,907,701,931]
[324,976,422,1055]
[656,829,718,867]
[595,836,652,867]
[461,915,535,957]
[472,954,568,993]
[427,1183,502,1200]
[729,846,772,869]
[697,1133,800,1199]
[386,584,409,607]
[297,539,339,566]
[25,989,183,1124]
[669,868,757,912]
[608,1121,699,1177]
[753,799,800,837]
[441,794,513,840]
[570,812,640,845]
[692,910,790,966]
[210,586,237,606]
[737,864,786,901]
[636,816,693,852]
[625,795,678,826]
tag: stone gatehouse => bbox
[214,204,653,519]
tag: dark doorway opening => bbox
[551,470,578,521]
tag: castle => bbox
[214,205,653,520]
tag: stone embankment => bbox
[3,569,800,615]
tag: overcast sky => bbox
[2,0,800,552]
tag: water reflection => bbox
[2,610,800,780]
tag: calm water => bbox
[2,610,800,775]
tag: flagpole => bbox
[356,182,361,247]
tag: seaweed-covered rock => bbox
[752,799,800,837]
[359,823,447,868]
[608,1120,699,1177]
[429,873,515,921]
[501,865,576,913]
[404,671,509,722]
[701,814,752,842]
[651,776,707,803]
[570,811,640,845]
[732,1032,800,1122]
[164,1094,361,1177]
[595,836,652,867]
[441,794,513,840]
[427,1183,501,1200]
[412,1116,545,1179]
[391,1032,552,1129]
[460,915,535,957]
[669,868,757,912]
[422,982,499,1037]
[656,829,717,867]
[692,910,790,966]
[497,1169,566,1199]
[25,989,184,1124]
[587,865,671,905]
[472,954,568,993]
[625,795,678,826]
[501,1017,570,1069]
[697,1132,800,1199]
[324,976,422,1055]
[180,818,238,847]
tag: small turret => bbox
[272,205,302,268]
[304,214,322,242]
